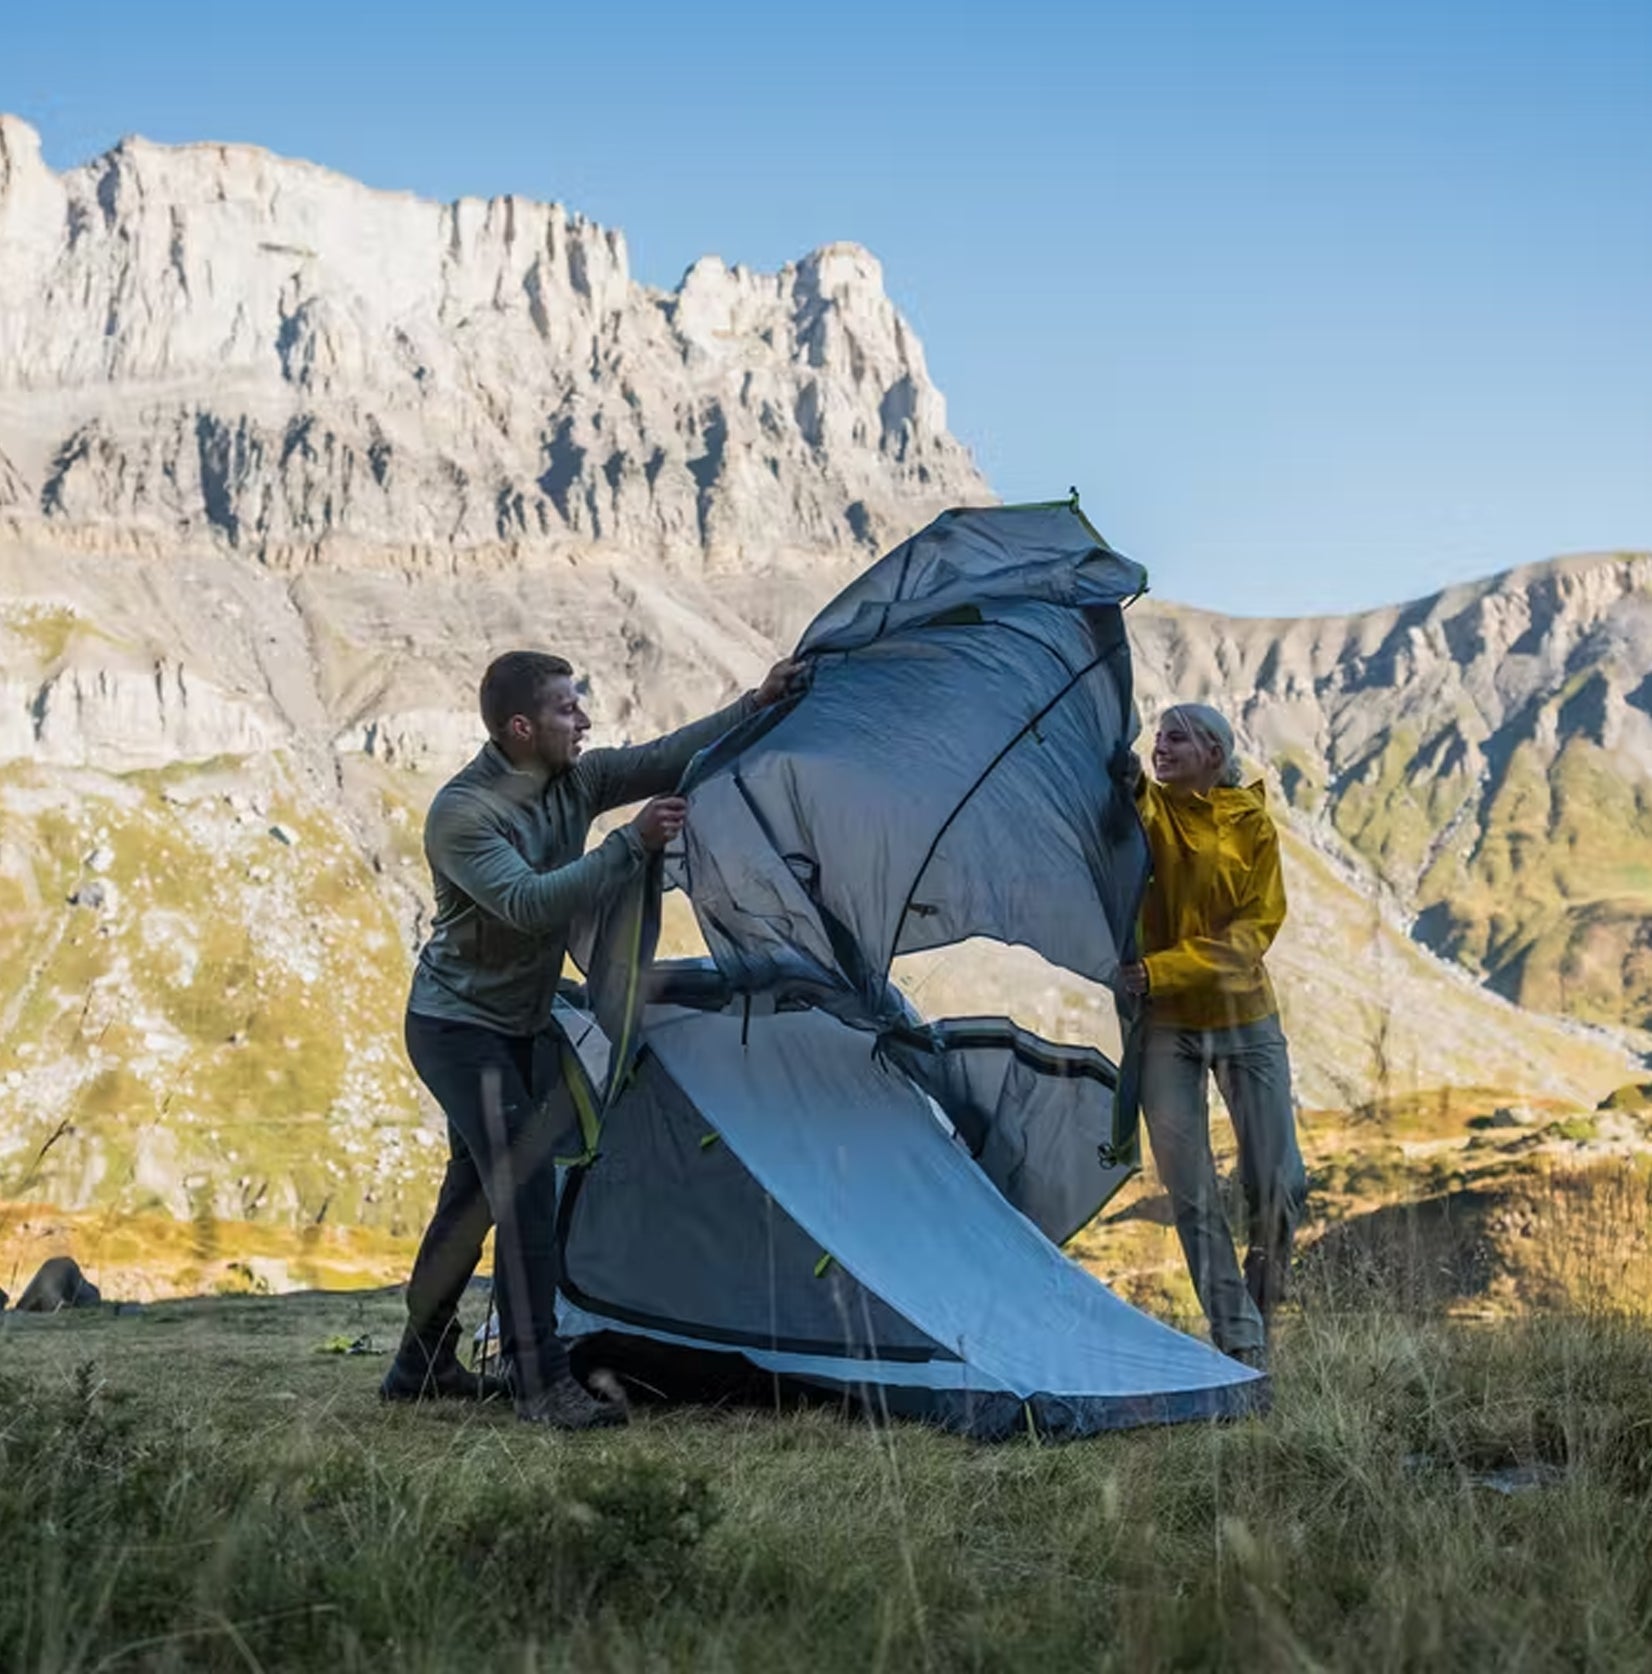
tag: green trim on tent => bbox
[602,881,652,1116]
[950,493,1149,598]
[556,1043,603,1167]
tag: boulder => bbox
[1487,1106,1533,1128]
[15,1254,102,1312]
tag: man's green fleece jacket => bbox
[407,695,754,1035]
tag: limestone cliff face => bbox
[0,115,984,571]
[3,659,280,768]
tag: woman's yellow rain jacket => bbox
[1134,777,1286,1030]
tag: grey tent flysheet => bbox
[550,499,1265,1436]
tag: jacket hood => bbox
[1159,778,1268,816]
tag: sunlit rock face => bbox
[0,114,984,572]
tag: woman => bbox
[1117,703,1305,1369]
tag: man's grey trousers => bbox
[1138,1012,1307,1355]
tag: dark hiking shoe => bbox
[380,1319,509,1404]
[516,1374,629,1430]
[380,1357,510,1403]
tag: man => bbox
[380,648,801,1427]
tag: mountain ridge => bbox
[1128,548,1652,1031]
[0,114,985,575]
[0,119,1646,1278]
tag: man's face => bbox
[1151,719,1220,788]
[507,674,590,774]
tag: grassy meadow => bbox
[5,1276,1652,1672]
[6,983,1652,1670]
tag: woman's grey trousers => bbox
[1138,1012,1307,1355]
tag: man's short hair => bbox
[479,651,574,739]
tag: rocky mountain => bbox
[1129,554,1652,1032]
[0,114,982,586]
[0,119,1646,1297]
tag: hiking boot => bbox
[516,1373,629,1430]
[380,1319,509,1404]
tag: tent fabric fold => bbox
[677,502,1150,1021]
[877,1016,1139,1247]
[557,998,1260,1438]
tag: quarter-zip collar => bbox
[475,739,556,807]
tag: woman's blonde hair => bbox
[1159,702,1243,787]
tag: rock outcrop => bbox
[15,1254,101,1311]
[0,115,984,573]
[4,658,281,768]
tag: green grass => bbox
[5,1290,1652,1670]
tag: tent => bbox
[550,498,1264,1437]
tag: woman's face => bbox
[1152,718,1223,789]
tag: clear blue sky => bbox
[5,0,1648,616]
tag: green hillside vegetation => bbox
[1323,722,1652,1030]
[0,1201,420,1300]
[1,603,120,668]
[0,758,438,1250]
[1331,724,1474,879]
